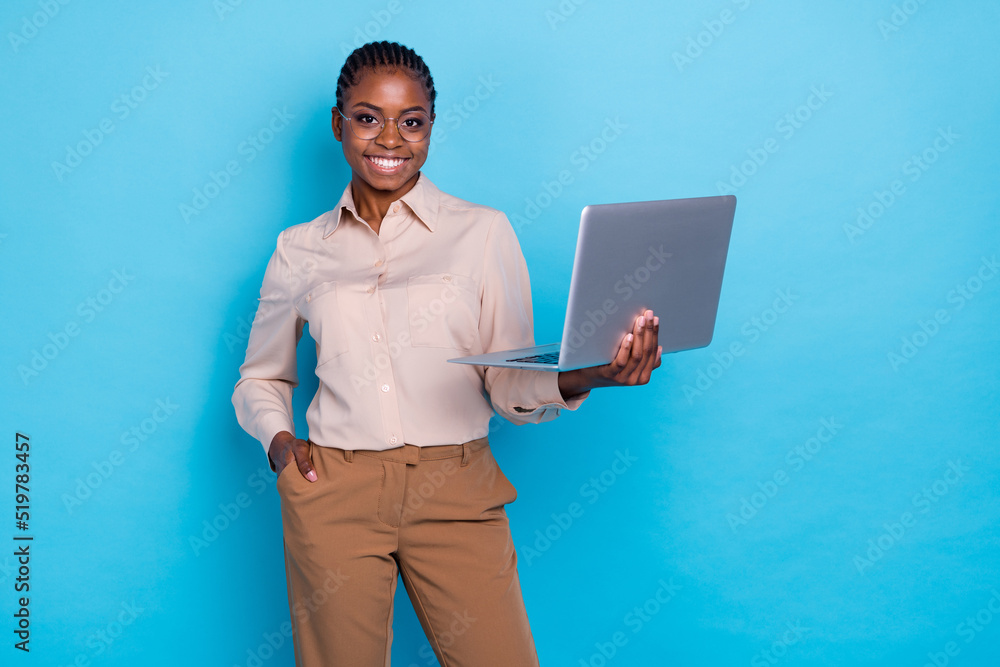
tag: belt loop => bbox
[461,443,470,467]
[344,449,354,463]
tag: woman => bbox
[233,41,661,666]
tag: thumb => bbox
[295,441,318,482]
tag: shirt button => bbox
[306,294,312,302]
[366,285,375,294]
[389,436,398,445]
[442,275,452,282]
[381,384,390,393]
[374,259,383,267]
[372,333,381,342]
[392,203,401,214]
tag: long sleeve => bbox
[232,231,305,462]
[479,212,589,424]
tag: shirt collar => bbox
[323,172,440,237]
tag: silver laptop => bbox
[448,195,737,371]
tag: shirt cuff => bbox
[511,370,590,414]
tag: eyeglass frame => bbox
[335,106,434,142]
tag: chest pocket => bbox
[294,281,350,367]
[407,273,479,351]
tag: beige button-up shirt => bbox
[233,173,587,460]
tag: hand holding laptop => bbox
[449,195,737,375]
[556,308,663,401]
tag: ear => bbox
[425,111,436,141]
[332,107,343,143]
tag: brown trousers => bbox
[277,438,539,666]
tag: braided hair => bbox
[336,41,436,115]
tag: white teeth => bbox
[369,157,406,169]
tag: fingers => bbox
[605,309,662,387]
[624,310,660,385]
[629,312,648,365]
[652,315,662,370]
[637,312,659,383]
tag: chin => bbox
[368,170,420,191]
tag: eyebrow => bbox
[351,101,429,114]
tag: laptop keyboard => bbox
[507,351,560,365]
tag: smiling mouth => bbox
[365,156,409,173]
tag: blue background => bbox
[2,1,999,665]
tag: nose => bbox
[375,117,404,148]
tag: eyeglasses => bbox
[336,107,433,142]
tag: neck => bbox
[351,172,420,231]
